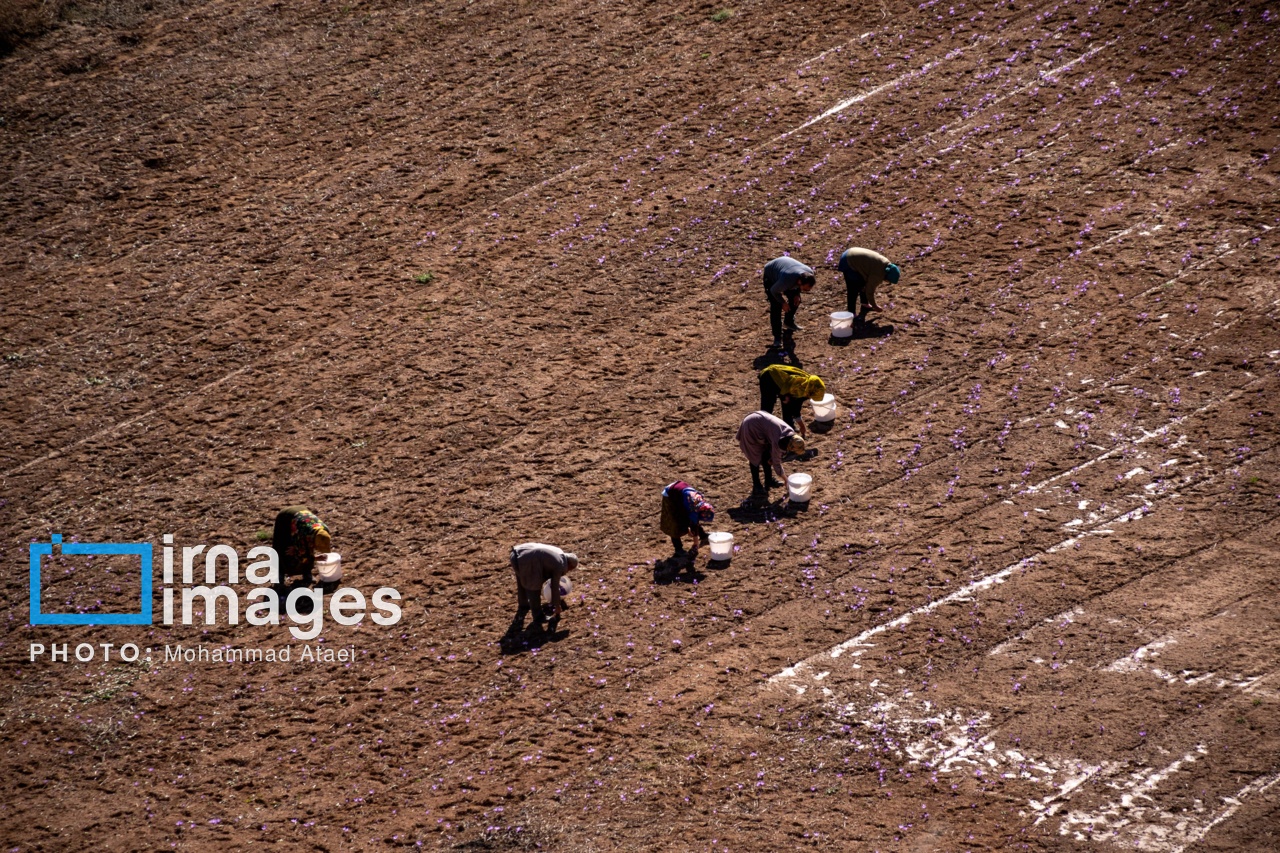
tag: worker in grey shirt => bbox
[508,542,577,633]
[737,410,806,498]
[762,256,816,349]
[838,247,901,323]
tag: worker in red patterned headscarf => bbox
[660,480,716,558]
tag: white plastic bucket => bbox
[830,311,855,338]
[810,393,838,422]
[315,552,343,583]
[541,575,573,605]
[707,532,734,561]
[787,473,813,503]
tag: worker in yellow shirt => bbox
[758,364,826,440]
[737,411,806,498]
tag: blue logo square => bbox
[29,534,153,625]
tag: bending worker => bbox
[763,255,816,349]
[660,480,715,558]
[737,410,806,498]
[272,505,331,589]
[508,542,577,633]
[838,247,901,322]
[759,364,826,440]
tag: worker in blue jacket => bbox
[763,256,816,349]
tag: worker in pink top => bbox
[736,410,806,498]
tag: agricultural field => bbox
[1,0,1278,849]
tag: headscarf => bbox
[694,497,715,525]
[673,482,715,526]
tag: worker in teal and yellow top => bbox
[737,411,806,499]
[838,247,901,323]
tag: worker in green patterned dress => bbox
[272,506,331,589]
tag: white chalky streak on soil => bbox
[1166,771,1280,853]
[824,686,1260,848]
[1021,388,1245,497]
[797,31,876,68]
[1055,748,1209,844]
[1103,635,1178,672]
[830,694,1117,814]
[1101,613,1272,691]
[1057,750,1280,852]
[1038,40,1114,82]
[987,605,1083,657]
[829,688,1274,849]
[1028,763,1114,823]
[801,33,1117,159]
[1242,671,1280,695]
[933,38,1120,159]
[769,503,1151,688]
[776,47,967,140]
[1088,221,1157,251]
[775,382,1266,687]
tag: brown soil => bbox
[2,0,1278,850]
